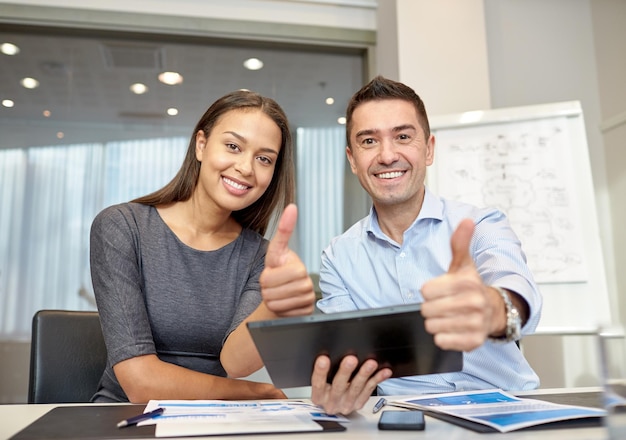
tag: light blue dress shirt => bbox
[317,188,542,395]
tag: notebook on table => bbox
[10,405,154,440]
[10,405,345,439]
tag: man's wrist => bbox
[489,286,522,343]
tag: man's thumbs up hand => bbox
[420,219,497,352]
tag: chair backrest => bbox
[28,310,107,404]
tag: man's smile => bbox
[375,170,406,179]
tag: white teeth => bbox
[223,177,248,190]
[377,171,404,179]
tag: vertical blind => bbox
[296,127,345,274]
[0,138,186,339]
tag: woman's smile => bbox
[222,175,252,195]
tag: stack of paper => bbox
[138,399,348,437]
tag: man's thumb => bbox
[448,219,475,273]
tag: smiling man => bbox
[311,76,543,415]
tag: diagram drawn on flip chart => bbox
[432,116,585,284]
[426,101,612,332]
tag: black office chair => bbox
[28,310,107,404]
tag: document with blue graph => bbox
[391,389,605,433]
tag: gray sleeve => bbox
[223,236,266,343]
[90,205,156,367]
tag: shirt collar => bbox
[366,187,444,240]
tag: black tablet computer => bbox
[247,304,463,389]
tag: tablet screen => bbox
[247,304,463,388]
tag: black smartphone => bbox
[377,410,425,430]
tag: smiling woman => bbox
[88,90,317,404]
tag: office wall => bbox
[396,0,491,115]
[590,0,626,328]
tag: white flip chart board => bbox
[427,101,612,334]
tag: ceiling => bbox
[0,27,365,149]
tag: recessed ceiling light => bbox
[2,99,14,108]
[130,83,148,94]
[243,58,263,71]
[56,132,64,139]
[337,116,346,125]
[43,110,51,117]
[20,77,40,89]
[167,108,179,116]
[1,42,20,56]
[325,97,335,105]
[158,71,183,85]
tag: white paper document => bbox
[139,399,348,437]
[391,389,605,433]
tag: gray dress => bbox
[89,202,266,402]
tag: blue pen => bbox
[117,407,165,428]
[372,397,387,414]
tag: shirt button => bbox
[406,291,413,299]
[400,252,406,258]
